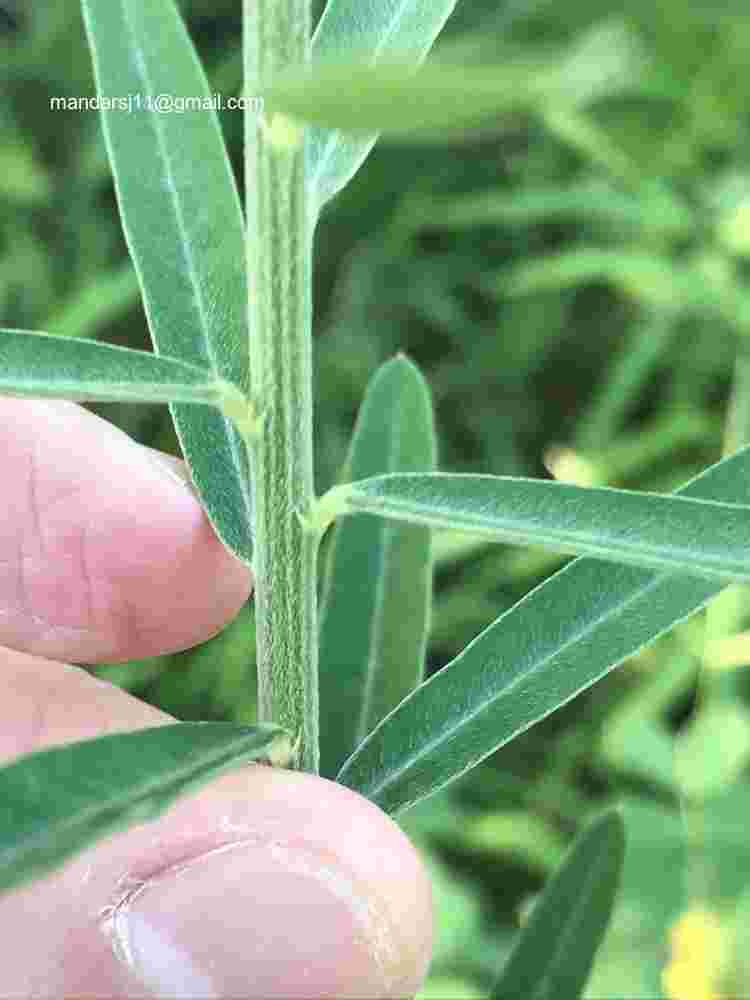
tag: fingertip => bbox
[81,455,254,660]
[0,683,432,999]
[0,399,253,663]
[154,767,434,998]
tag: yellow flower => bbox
[662,907,728,1000]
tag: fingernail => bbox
[108,839,400,999]
[142,447,199,497]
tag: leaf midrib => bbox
[529,835,611,999]
[357,389,403,744]
[355,562,668,805]
[120,0,216,375]
[345,476,750,579]
[116,0,250,513]
[0,729,274,870]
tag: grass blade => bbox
[46,264,141,341]
[418,181,693,240]
[492,811,625,1000]
[319,356,436,778]
[337,445,750,815]
[81,0,253,564]
[309,0,459,206]
[494,249,688,312]
[0,329,237,407]
[336,472,750,583]
[0,723,291,895]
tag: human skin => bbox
[0,398,433,998]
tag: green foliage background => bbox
[4,0,750,994]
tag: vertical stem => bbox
[700,350,750,705]
[678,342,750,907]
[244,0,318,772]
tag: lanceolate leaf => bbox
[309,0,460,207]
[0,723,291,895]
[318,356,436,779]
[0,329,237,408]
[335,472,750,584]
[492,811,625,1000]
[81,0,253,564]
[268,58,549,139]
[337,445,750,816]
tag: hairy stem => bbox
[244,0,318,772]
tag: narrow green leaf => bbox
[492,811,625,1000]
[0,329,235,407]
[540,105,639,188]
[319,356,436,779]
[309,0,460,206]
[496,249,688,310]
[0,723,291,895]
[81,0,252,564]
[337,472,750,584]
[337,445,750,815]
[46,264,141,340]
[575,313,679,451]
[418,181,694,240]
[271,58,549,140]
[549,18,646,107]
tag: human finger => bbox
[0,398,251,663]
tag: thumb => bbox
[0,648,433,998]
[104,767,434,999]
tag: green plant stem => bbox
[575,310,677,452]
[702,350,750,704]
[678,346,750,905]
[244,0,318,772]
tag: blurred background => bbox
[4,0,750,995]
